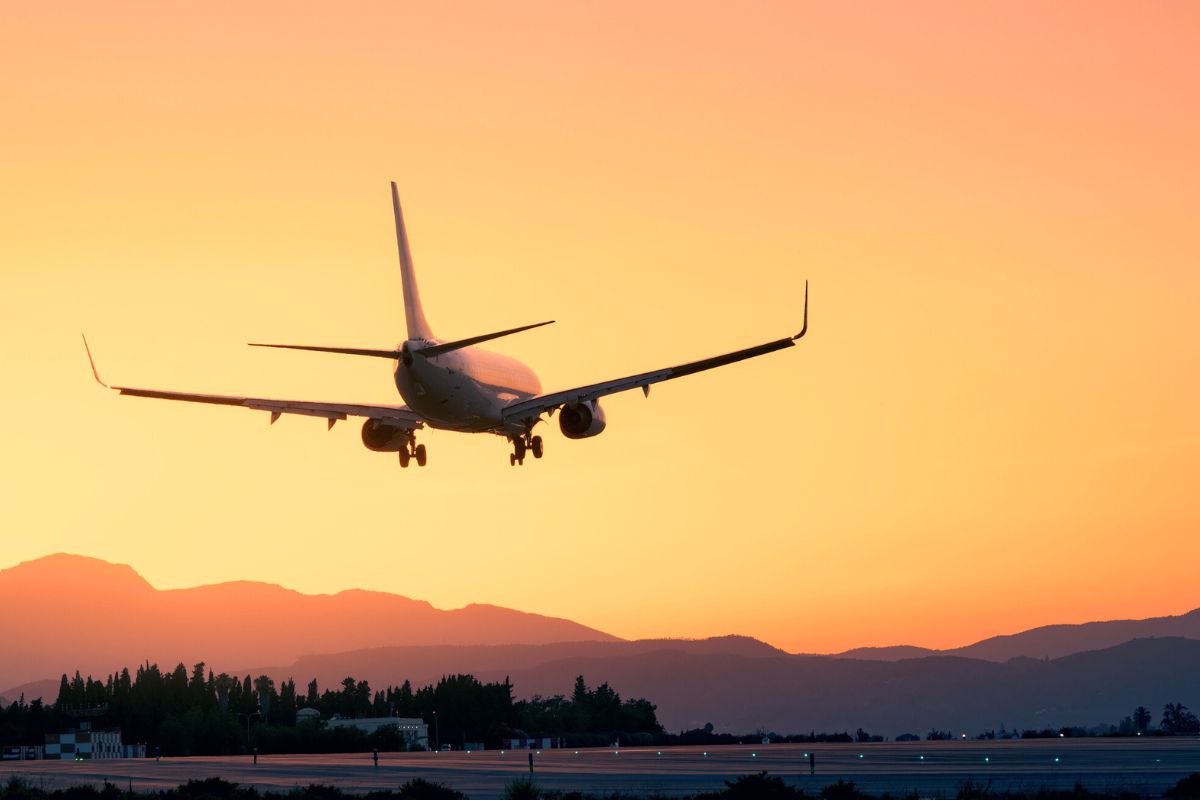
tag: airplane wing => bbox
[83,337,423,430]
[501,283,808,425]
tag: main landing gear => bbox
[398,432,428,469]
[509,433,543,466]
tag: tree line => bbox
[5,773,1200,800]
[3,663,1197,756]
[0,662,663,755]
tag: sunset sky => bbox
[2,2,1197,654]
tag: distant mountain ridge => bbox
[835,607,1200,662]
[173,637,1200,734]
[506,636,1200,733]
[0,553,619,693]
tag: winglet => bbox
[793,281,809,340]
[82,334,110,388]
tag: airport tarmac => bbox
[2,739,1199,798]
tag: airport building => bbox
[503,737,562,750]
[325,716,428,748]
[1,745,44,760]
[44,723,123,760]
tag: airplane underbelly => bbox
[395,365,501,432]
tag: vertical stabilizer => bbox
[391,182,435,340]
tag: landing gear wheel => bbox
[530,436,543,459]
[414,443,427,467]
[513,438,527,461]
[509,453,517,467]
[399,450,411,468]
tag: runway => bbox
[3,739,1199,798]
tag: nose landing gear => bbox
[508,433,543,466]
[398,432,428,468]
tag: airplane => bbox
[85,182,809,468]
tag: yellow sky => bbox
[1,2,1197,653]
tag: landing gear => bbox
[398,432,427,468]
[508,431,544,466]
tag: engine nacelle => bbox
[558,400,607,439]
[361,419,412,452]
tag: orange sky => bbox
[1,2,1198,654]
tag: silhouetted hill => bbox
[217,637,1200,734]
[0,554,618,692]
[234,635,786,690]
[834,645,938,661]
[496,637,1200,733]
[833,608,1200,662]
[0,678,60,707]
[947,609,1200,661]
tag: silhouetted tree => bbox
[254,675,276,723]
[1162,703,1200,735]
[718,772,807,799]
[1166,773,1200,800]
[278,679,298,726]
[214,673,237,712]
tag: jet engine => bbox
[558,400,607,439]
[361,419,412,452]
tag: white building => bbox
[325,717,428,748]
[45,724,122,760]
[1,746,43,760]
[503,737,561,750]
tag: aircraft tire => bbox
[531,436,543,459]
[415,444,427,467]
[399,450,411,468]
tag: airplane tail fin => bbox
[391,182,435,341]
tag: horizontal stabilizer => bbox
[414,320,554,358]
[248,343,403,359]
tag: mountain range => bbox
[833,607,1200,662]
[2,554,1198,735]
[0,553,615,695]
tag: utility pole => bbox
[238,711,261,753]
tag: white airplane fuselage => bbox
[394,339,541,435]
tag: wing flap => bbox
[117,386,427,429]
[501,283,808,423]
[501,337,795,422]
[114,386,425,427]
[85,336,423,427]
